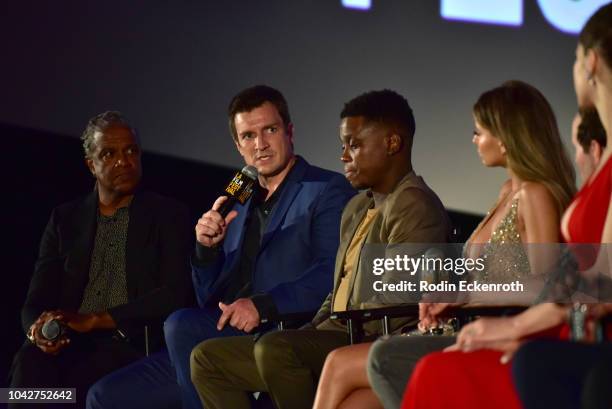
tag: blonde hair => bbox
[473,80,576,216]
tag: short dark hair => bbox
[578,107,607,153]
[340,89,416,142]
[81,111,137,158]
[227,85,291,140]
[579,3,612,68]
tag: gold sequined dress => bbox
[470,198,531,282]
[405,196,530,337]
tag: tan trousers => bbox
[190,329,348,409]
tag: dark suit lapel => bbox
[126,192,153,298]
[258,157,306,252]
[226,199,250,253]
[66,191,98,305]
[219,199,250,279]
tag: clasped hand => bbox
[217,298,260,333]
[29,310,102,355]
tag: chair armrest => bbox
[330,305,419,344]
[260,310,318,330]
[330,305,419,322]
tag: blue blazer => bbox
[192,156,355,314]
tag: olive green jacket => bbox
[313,171,450,335]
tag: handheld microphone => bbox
[40,319,66,342]
[217,166,258,217]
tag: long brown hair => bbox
[473,80,576,216]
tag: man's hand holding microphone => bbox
[195,166,262,333]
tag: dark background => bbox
[0,0,597,213]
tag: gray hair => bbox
[80,111,138,158]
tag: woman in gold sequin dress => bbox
[310,80,576,409]
[464,80,575,291]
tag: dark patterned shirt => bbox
[79,207,129,313]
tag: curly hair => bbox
[80,111,137,158]
[340,89,416,144]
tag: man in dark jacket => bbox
[9,111,193,409]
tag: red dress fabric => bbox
[401,158,612,409]
[401,326,568,409]
[567,155,612,244]
[566,156,612,270]
[402,350,523,409]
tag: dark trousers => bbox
[191,329,349,409]
[512,339,612,409]
[87,307,243,409]
[9,334,143,409]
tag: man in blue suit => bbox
[87,85,355,409]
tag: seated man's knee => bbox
[253,331,295,377]
[163,308,200,342]
[190,340,217,383]
[12,344,43,370]
[10,343,52,386]
[87,375,117,409]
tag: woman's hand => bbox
[444,316,519,357]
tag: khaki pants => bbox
[190,329,348,409]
